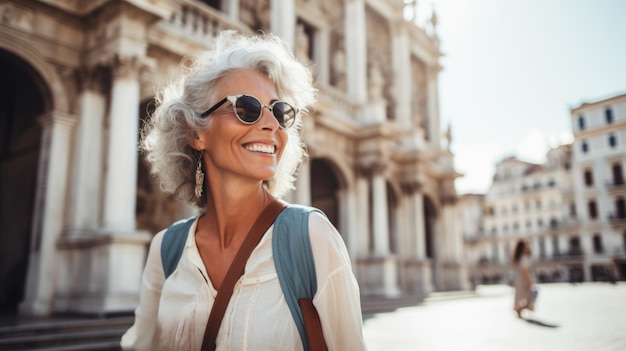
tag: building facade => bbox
[465,147,575,285]
[0,0,466,317]
[464,91,626,285]
[571,92,626,281]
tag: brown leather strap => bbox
[201,199,287,351]
[299,298,328,351]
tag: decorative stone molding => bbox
[0,3,35,33]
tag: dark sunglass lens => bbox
[273,102,295,128]
[236,95,262,123]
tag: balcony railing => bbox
[608,213,626,228]
[163,0,251,44]
[606,181,626,197]
[317,84,359,124]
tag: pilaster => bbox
[271,0,296,48]
[20,112,76,316]
[426,65,442,149]
[372,171,390,256]
[66,65,108,235]
[345,0,367,104]
[52,55,153,315]
[398,181,433,295]
[295,159,311,206]
[391,20,411,130]
[102,55,143,232]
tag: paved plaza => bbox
[363,282,626,351]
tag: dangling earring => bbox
[195,151,204,199]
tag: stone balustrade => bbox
[167,0,251,40]
[317,84,359,123]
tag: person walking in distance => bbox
[512,239,536,318]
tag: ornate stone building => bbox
[0,0,465,317]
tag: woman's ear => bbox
[189,132,205,151]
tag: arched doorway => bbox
[0,50,48,315]
[310,158,341,230]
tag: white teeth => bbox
[245,144,275,154]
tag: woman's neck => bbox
[198,184,274,251]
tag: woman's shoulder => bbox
[306,210,352,267]
[308,210,341,243]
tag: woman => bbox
[511,239,536,318]
[121,31,366,350]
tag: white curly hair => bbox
[142,30,317,207]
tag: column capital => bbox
[75,65,108,93]
[401,180,423,195]
[109,55,153,80]
[356,160,387,178]
[440,194,458,206]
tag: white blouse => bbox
[121,212,367,351]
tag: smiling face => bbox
[194,69,288,191]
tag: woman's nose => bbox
[257,105,280,130]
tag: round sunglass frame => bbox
[200,94,297,129]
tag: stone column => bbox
[372,172,390,256]
[343,185,359,268]
[102,56,141,232]
[391,21,412,130]
[54,56,152,315]
[439,197,468,290]
[401,182,432,295]
[355,176,371,256]
[271,0,296,48]
[66,66,107,234]
[412,189,426,259]
[426,66,442,149]
[20,112,76,316]
[295,159,311,206]
[223,0,240,20]
[345,0,367,103]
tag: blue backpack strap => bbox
[161,216,196,279]
[272,205,325,350]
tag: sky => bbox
[426,0,626,194]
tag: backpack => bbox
[160,205,323,350]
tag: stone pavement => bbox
[363,282,626,351]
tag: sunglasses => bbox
[200,94,297,129]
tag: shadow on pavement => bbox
[523,318,560,328]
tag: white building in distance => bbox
[464,91,626,285]
[571,91,626,281]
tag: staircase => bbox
[0,316,133,351]
[361,294,425,314]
